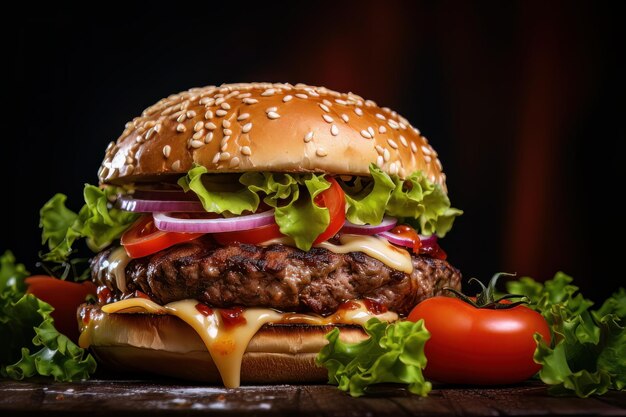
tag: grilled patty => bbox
[92,236,461,316]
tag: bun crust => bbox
[99,82,446,188]
[81,305,368,383]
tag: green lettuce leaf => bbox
[40,185,139,263]
[0,251,96,381]
[507,272,625,397]
[316,318,432,397]
[343,164,462,237]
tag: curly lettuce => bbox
[40,185,139,264]
[0,251,96,381]
[508,272,625,397]
[316,318,431,397]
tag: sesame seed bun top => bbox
[99,82,447,189]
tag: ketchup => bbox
[195,303,214,316]
[389,224,421,252]
[219,307,247,329]
[134,290,152,300]
[363,298,388,315]
[338,300,360,311]
[97,286,113,305]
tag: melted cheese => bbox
[317,234,413,273]
[95,246,131,293]
[94,298,397,388]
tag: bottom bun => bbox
[80,304,369,383]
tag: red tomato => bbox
[213,222,284,245]
[408,296,550,385]
[25,276,97,344]
[121,215,204,258]
[313,177,346,244]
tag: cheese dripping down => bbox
[82,298,398,388]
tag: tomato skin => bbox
[408,296,551,385]
[25,276,97,344]
[313,177,346,244]
[121,215,204,258]
[214,222,283,245]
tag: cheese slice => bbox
[94,298,398,388]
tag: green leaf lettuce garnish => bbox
[508,272,625,397]
[316,318,432,397]
[0,251,96,381]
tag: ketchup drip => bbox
[220,307,247,329]
[363,298,388,315]
[97,286,113,305]
[195,303,213,316]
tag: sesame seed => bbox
[322,114,334,123]
[222,135,231,144]
[360,129,372,139]
[194,121,204,132]
[172,160,181,170]
[421,145,432,155]
[220,102,231,110]
[145,127,155,140]
[341,114,349,123]
[266,106,278,113]
[295,93,308,99]
[322,99,333,107]
[354,107,363,116]
[221,143,228,151]
[365,100,376,107]
[242,122,253,133]
[223,128,233,136]
[375,145,384,155]
[222,120,231,128]
[376,113,386,120]
[331,124,339,136]
[186,110,196,118]
[191,140,204,148]
[216,109,228,117]
[261,88,275,96]
[212,153,220,164]
[229,157,241,168]
[436,158,443,170]
[388,119,399,129]
[237,93,251,99]
[410,142,418,153]
[304,131,314,142]
[377,155,384,166]
[193,130,204,140]
[163,145,171,158]
[316,148,328,157]
[283,95,293,102]
[237,113,250,121]
[154,123,162,133]
[176,113,186,123]
[220,152,231,161]
[383,149,390,162]
[205,110,213,119]
[215,97,225,105]
[308,90,320,97]
[388,139,398,149]
[367,126,375,137]
[267,111,280,119]
[176,123,186,132]
[243,98,259,104]
[319,103,330,112]
[424,155,432,163]
[399,122,407,130]
[379,125,387,134]
[205,132,214,143]
[389,162,398,175]
[241,146,252,156]
[335,99,348,105]
[199,97,212,105]
[399,135,408,147]
[205,122,217,130]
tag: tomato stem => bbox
[444,272,530,310]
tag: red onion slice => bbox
[153,210,276,233]
[341,217,397,235]
[377,231,438,249]
[117,196,206,213]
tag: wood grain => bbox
[1,379,624,416]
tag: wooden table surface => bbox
[1,378,625,416]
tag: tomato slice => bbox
[25,276,97,344]
[213,222,283,245]
[121,214,204,258]
[313,177,346,244]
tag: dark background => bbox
[2,2,623,302]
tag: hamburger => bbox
[76,82,462,387]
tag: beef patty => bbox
[92,236,461,316]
